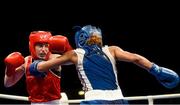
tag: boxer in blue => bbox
[32,25,180,105]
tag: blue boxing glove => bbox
[29,60,47,77]
[149,63,179,89]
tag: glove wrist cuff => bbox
[149,63,161,75]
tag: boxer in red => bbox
[4,31,72,105]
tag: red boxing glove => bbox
[49,35,73,54]
[4,52,25,76]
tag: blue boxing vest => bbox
[74,45,120,91]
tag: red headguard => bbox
[29,31,52,60]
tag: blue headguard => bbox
[74,25,102,48]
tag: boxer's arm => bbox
[4,65,25,87]
[4,52,25,87]
[110,46,179,89]
[110,46,153,70]
[37,50,77,71]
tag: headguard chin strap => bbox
[74,25,102,48]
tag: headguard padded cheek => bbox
[75,30,89,48]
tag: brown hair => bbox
[86,34,103,47]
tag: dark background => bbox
[0,2,180,104]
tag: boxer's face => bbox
[34,42,49,60]
[86,34,103,47]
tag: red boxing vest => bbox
[25,56,61,102]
